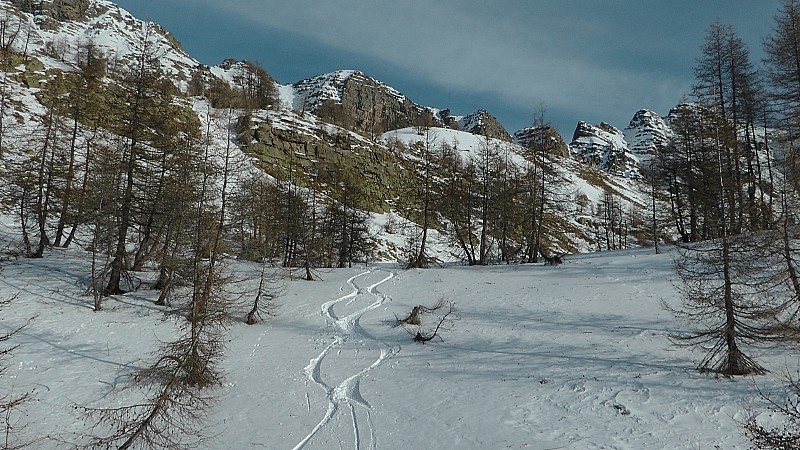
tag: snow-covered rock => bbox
[624,109,674,156]
[513,124,569,158]
[570,121,638,178]
[458,108,511,142]
[287,70,437,135]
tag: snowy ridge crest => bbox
[623,109,674,156]
[570,121,639,178]
[4,0,199,84]
[290,70,408,112]
[291,69,359,109]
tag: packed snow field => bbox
[1,241,796,449]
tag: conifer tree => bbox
[403,129,439,269]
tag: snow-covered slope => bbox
[4,0,198,81]
[382,126,650,252]
[382,126,529,167]
[0,232,793,449]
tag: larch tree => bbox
[668,23,780,376]
[693,22,767,234]
[103,23,196,297]
[403,129,440,269]
[439,139,479,265]
[765,0,800,150]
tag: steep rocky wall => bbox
[238,113,406,211]
[513,125,569,158]
[11,0,93,26]
[337,71,435,135]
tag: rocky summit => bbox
[458,108,512,142]
[623,109,674,156]
[570,121,639,178]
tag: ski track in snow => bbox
[293,269,398,450]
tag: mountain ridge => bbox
[0,0,679,259]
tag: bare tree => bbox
[82,102,232,450]
[80,339,219,450]
[403,129,439,269]
[744,369,800,448]
[668,234,778,376]
[245,259,280,325]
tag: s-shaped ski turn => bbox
[293,268,399,450]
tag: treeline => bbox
[396,124,563,268]
[0,18,283,447]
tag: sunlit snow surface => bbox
[0,2,792,448]
[1,219,795,449]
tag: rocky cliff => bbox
[292,70,438,136]
[570,121,638,178]
[237,110,405,211]
[623,109,673,156]
[11,0,92,23]
[459,108,512,142]
[513,124,569,158]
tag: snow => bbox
[0,5,790,447]
[381,127,530,167]
[1,224,795,448]
[25,1,199,80]
[623,109,674,158]
[278,83,299,111]
[288,70,411,113]
[290,70,359,110]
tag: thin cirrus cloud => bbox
[120,0,780,133]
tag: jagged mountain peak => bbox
[459,108,512,142]
[624,109,673,156]
[570,121,638,178]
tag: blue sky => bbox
[113,0,780,137]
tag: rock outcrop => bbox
[570,121,638,177]
[237,110,405,210]
[513,125,569,158]
[459,108,512,142]
[293,70,437,136]
[11,0,95,28]
[623,109,673,156]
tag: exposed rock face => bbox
[459,108,512,142]
[11,0,93,26]
[513,125,569,158]
[237,111,405,210]
[293,70,437,136]
[570,121,638,177]
[436,108,459,129]
[623,109,673,156]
